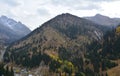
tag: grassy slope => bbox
[107,60,120,76]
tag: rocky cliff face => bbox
[0,15,31,45]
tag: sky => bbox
[0,0,120,30]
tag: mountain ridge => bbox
[7,13,108,48]
[84,14,120,27]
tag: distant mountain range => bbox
[0,15,31,45]
[84,14,120,27]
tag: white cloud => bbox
[100,1,120,17]
[0,0,120,30]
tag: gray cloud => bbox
[37,8,50,16]
[89,0,116,2]
[51,0,81,6]
[50,0,116,10]
[74,3,101,10]
[1,0,20,7]
[50,0,98,10]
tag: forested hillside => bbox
[4,13,120,76]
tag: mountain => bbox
[4,13,111,75]
[84,14,120,27]
[0,15,31,45]
[113,18,120,22]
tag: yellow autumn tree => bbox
[116,26,120,34]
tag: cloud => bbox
[1,0,20,7]
[72,3,101,10]
[90,0,116,2]
[37,8,50,16]
[50,0,118,10]
[0,0,120,30]
[50,0,101,10]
